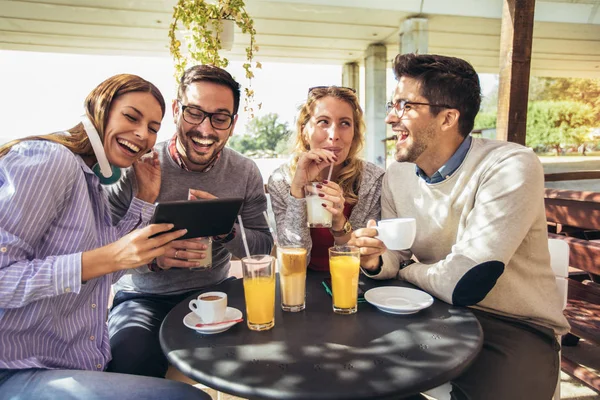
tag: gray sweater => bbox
[108,142,273,295]
[268,161,384,263]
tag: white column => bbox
[364,43,387,169]
[342,62,360,98]
[399,18,429,54]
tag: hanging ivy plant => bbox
[169,0,261,116]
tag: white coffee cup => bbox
[376,218,416,250]
[189,291,227,323]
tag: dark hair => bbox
[177,65,241,115]
[392,53,481,137]
[0,74,165,158]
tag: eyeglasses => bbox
[178,101,235,130]
[308,86,357,95]
[386,100,452,118]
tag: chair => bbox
[548,238,570,400]
[424,239,569,400]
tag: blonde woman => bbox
[268,86,384,271]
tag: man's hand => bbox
[188,188,217,200]
[134,150,161,203]
[156,238,210,270]
[349,219,387,272]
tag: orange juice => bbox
[243,276,275,330]
[330,255,360,312]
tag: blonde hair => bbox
[0,74,166,158]
[290,86,365,205]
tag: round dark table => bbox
[160,271,482,400]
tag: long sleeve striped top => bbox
[0,140,154,371]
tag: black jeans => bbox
[107,278,235,378]
[449,309,561,400]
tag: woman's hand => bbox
[317,180,346,230]
[81,223,187,281]
[290,149,337,198]
[134,149,161,203]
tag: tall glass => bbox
[241,255,276,331]
[305,182,332,228]
[328,245,360,314]
[277,246,308,312]
[188,237,212,271]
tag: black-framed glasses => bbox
[178,101,235,130]
[308,86,357,95]
[386,99,452,118]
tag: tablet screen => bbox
[150,198,244,239]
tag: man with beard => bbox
[351,54,569,399]
[105,65,273,378]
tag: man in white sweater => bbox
[352,53,569,400]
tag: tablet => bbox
[150,198,243,240]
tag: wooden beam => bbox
[496,0,535,145]
[545,171,600,182]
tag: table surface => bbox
[160,272,483,400]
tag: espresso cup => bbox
[189,291,227,323]
[376,218,416,250]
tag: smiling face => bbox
[103,91,162,168]
[303,96,355,165]
[386,77,450,168]
[173,81,238,172]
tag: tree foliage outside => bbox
[228,113,292,157]
[529,77,600,126]
[526,101,594,154]
[473,111,497,130]
[471,76,598,154]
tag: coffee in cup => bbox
[189,291,227,323]
[376,218,416,250]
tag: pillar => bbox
[364,43,387,169]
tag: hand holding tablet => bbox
[150,198,243,240]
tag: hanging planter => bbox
[215,18,234,51]
[169,0,261,117]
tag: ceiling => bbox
[1,0,599,77]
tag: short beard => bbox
[394,122,436,163]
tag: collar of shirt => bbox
[415,135,472,184]
[167,133,221,173]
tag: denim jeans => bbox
[0,368,210,400]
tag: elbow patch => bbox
[451,261,505,306]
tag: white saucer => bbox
[365,287,434,315]
[183,307,243,334]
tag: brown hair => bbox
[0,74,166,158]
[393,53,481,137]
[290,86,365,205]
[177,64,241,115]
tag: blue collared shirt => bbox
[416,135,472,183]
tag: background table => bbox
[160,272,482,400]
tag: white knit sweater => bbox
[373,138,570,335]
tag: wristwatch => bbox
[330,218,352,237]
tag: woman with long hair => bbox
[0,74,209,399]
[268,86,384,271]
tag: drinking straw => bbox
[262,211,279,246]
[326,162,334,182]
[237,215,251,259]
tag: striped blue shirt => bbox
[0,140,154,371]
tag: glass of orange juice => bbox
[328,245,361,314]
[241,255,276,331]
